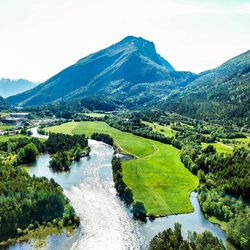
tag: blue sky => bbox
[0,0,249,82]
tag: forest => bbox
[1,108,249,248]
[46,133,90,171]
[111,156,146,221]
[0,136,80,242]
[100,112,250,249]
[91,133,114,146]
[0,162,79,241]
[149,223,225,250]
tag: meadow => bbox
[202,142,233,154]
[0,125,15,131]
[142,121,176,138]
[0,134,28,142]
[45,121,198,216]
[84,112,107,118]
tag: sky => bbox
[0,0,249,82]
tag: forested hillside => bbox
[165,50,250,127]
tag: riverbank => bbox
[1,225,76,249]
[45,121,199,216]
[8,140,229,250]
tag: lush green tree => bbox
[49,151,71,171]
[149,223,225,250]
[227,209,250,250]
[0,159,79,241]
[17,143,38,164]
[91,133,114,146]
[111,157,134,205]
[132,201,147,221]
[46,133,88,154]
[72,143,82,161]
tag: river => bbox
[7,138,228,250]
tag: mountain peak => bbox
[119,35,153,45]
[7,36,177,106]
[111,36,175,71]
[114,36,156,53]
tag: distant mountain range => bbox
[0,78,38,98]
[0,96,10,110]
[6,36,250,126]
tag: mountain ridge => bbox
[7,36,179,106]
[0,78,38,98]
[6,37,250,126]
[164,50,250,126]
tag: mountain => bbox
[0,96,10,110]
[165,50,250,126]
[7,36,196,106]
[7,36,249,126]
[0,78,38,98]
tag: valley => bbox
[0,36,249,250]
[8,139,229,250]
[0,108,249,250]
[1,0,250,248]
[45,121,198,216]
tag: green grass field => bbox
[0,112,10,117]
[0,125,15,130]
[45,121,198,216]
[84,112,107,118]
[0,134,28,142]
[202,142,233,154]
[142,121,176,137]
[208,216,228,231]
[232,137,250,149]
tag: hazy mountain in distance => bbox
[0,96,10,110]
[0,78,38,98]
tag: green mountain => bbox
[165,50,250,126]
[7,36,196,106]
[0,78,38,98]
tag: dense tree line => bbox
[188,146,250,249]
[0,137,46,155]
[198,189,246,222]
[45,133,88,154]
[111,157,146,221]
[0,134,89,173]
[106,116,172,144]
[0,134,86,242]
[149,223,225,250]
[91,133,114,146]
[50,151,72,172]
[49,143,90,171]
[137,110,171,125]
[112,157,133,205]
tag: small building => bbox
[10,113,29,119]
